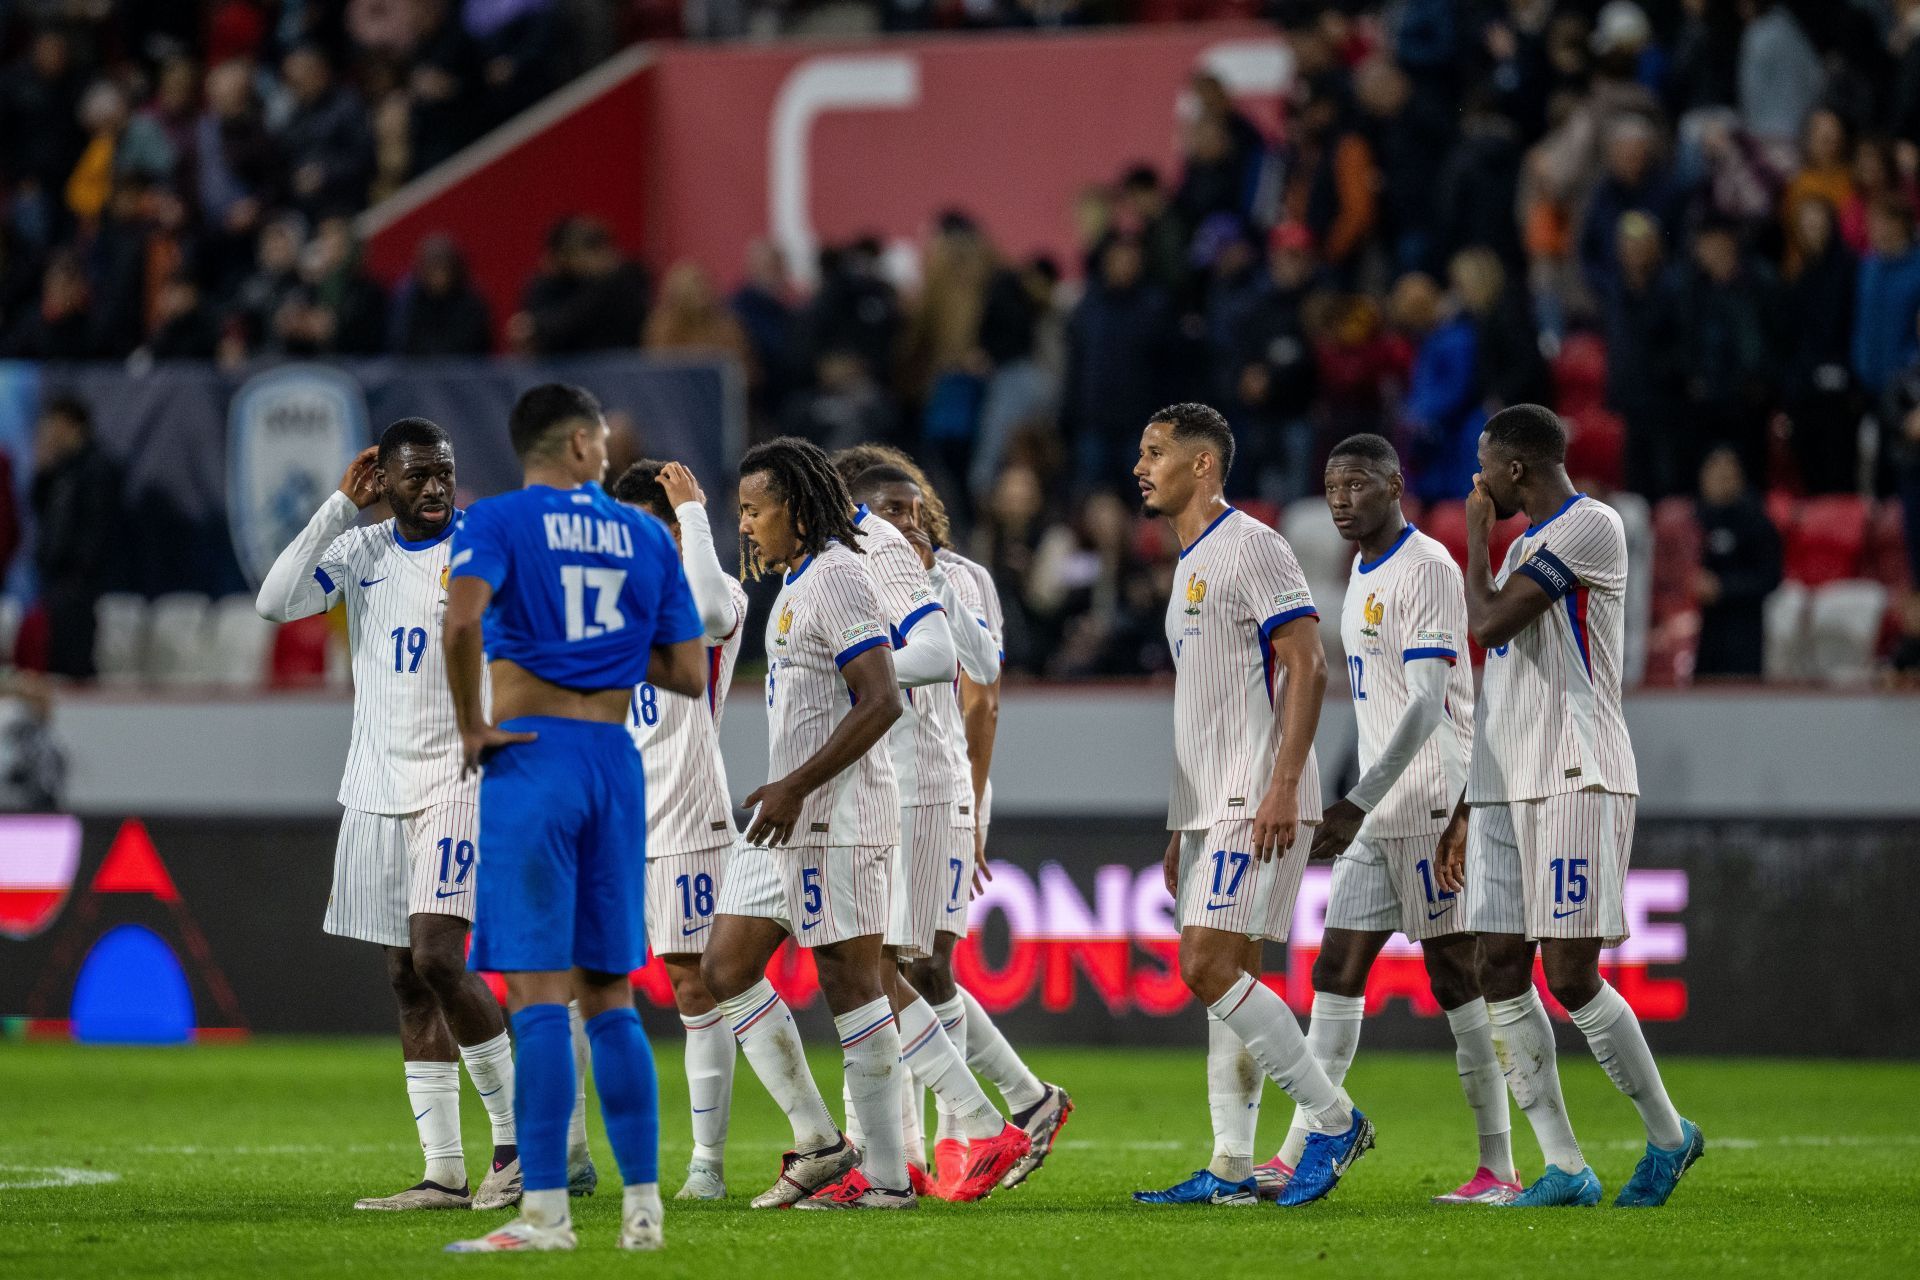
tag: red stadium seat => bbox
[1553,333,1609,413]
[1865,500,1913,592]
[1424,501,1468,568]
[1235,498,1281,529]
[1651,497,1703,624]
[268,615,331,688]
[1785,494,1870,586]
[1563,406,1626,491]
[1766,489,1801,544]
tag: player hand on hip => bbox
[339,446,382,508]
[1465,475,1496,543]
[1310,797,1364,861]
[460,722,537,776]
[658,460,706,509]
[1161,832,1181,896]
[1251,782,1297,862]
[1432,807,1469,894]
[743,776,806,847]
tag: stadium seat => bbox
[1282,497,1352,585]
[1806,580,1890,686]
[1765,490,1800,544]
[208,596,278,688]
[1563,406,1626,491]
[145,593,212,685]
[1643,607,1700,687]
[1552,332,1608,412]
[1235,498,1281,529]
[269,615,332,688]
[1763,581,1810,682]
[93,593,150,684]
[1424,502,1468,568]
[1651,497,1703,619]
[1864,500,1913,592]
[1785,495,1870,587]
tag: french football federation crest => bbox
[1361,592,1384,637]
[776,602,794,645]
[1184,573,1207,616]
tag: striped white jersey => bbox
[1165,507,1323,831]
[629,575,749,857]
[1339,526,1474,838]
[1468,494,1639,803]
[256,491,477,816]
[937,547,1003,825]
[853,508,968,807]
[763,542,901,847]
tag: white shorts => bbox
[1175,819,1313,942]
[324,802,478,948]
[1325,832,1469,942]
[887,801,975,958]
[1463,792,1636,946]
[645,847,730,958]
[716,842,891,949]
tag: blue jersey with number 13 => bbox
[449,481,702,689]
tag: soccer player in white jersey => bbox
[608,460,749,1203]
[696,437,913,1210]
[1128,403,1373,1209]
[834,444,1071,1194]
[1250,433,1517,1205]
[255,418,537,1212]
[1461,404,1703,1208]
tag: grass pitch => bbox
[0,1038,1914,1279]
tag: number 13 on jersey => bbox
[560,565,626,641]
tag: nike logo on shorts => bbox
[435,887,464,899]
[1205,901,1234,911]
[800,919,819,931]
[1552,906,1585,919]
[1427,905,1455,921]
[360,576,387,588]
[681,921,711,937]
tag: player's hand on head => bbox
[460,722,537,775]
[1310,797,1364,861]
[1251,782,1298,862]
[659,461,705,509]
[339,446,381,508]
[1465,475,1495,539]
[1433,810,1468,894]
[743,777,804,847]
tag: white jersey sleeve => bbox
[631,574,748,856]
[255,491,358,622]
[673,501,742,643]
[854,509,956,688]
[1468,496,1638,804]
[936,561,1000,685]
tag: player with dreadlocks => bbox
[833,446,1072,1193]
[698,437,930,1210]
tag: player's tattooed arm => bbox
[1464,476,1556,648]
[743,645,903,847]
[443,576,535,774]
[1253,615,1326,862]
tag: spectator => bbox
[65,81,175,226]
[1061,235,1175,493]
[730,239,799,424]
[1852,200,1920,403]
[798,237,899,392]
[1782,196,1858,493]
[1579,116,1683,300]
[1228,222,1322,503]
[0,445,18,589]
[1434,88,1526,271]
[83,179,158,358]
[195,60,278,296]
[2,250,96,360]
[899,213,996,482]
[1877,309,1920,584]
[1605,211,1684,498]
[276,217,387,355]
[1112,165,1189,296]
[1279,73,1378,279]
[139,54,202,170]
[1737,1,1825,155]
[407,0,482,174]
[276,44,373,218]
[781,349,899,455]
[390,234,492,356]
[645,261,752,367]
[1451,245,1550,413]
[0,31,87,250]
[141,272,221,361]
[1172,116,1248,243]
[29,395,122,681]
[0,675,67,812]
[1692,445,1781,678]
[511,218,648,354]
[1782,109,1853,269]
[972,249,1054,505]
[1669,0,1744,118]
[1839,137,1917,255]
[975,461,1050,671]
[469,0,568,130]
[1356,56,1454,274]
[1391,271,1483,502]
[1670,218,1785,482]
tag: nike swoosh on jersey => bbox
[435,887,464,898]
[681,921,712,937]
[360,576,387,588]
[1551,906,1585,919]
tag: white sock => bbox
[405,1060,464,1188]
[522,1186,569,1228]
[458,1030,517,1147]
[835,997,907,1190]
[899,1065,926,1170]
[622,1181,662,1228]
[717,979,836,1151]
[1567,983,1685,1149]
[958,986,1045,1114]
[840,1072,865,1149]
[897,996,1001,1141]
[930,994,967,1143]
[1205,1015,1261,1181]
[1278,991,1364,1167]
[1446,998,1515,1176]
[566,1001,590,1161]
[681,1010,734,1167]
[1488,988,1585,1171]
[1207,974,1350,1133]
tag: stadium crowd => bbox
[0,1,1918,685]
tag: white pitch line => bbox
[0,1166,121,1190]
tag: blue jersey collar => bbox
[1357,522,1416,574]
[785,554,814,585]
[1179,506,1236,560]
[393,509,461,552]
[1525,492,1586,537]
[854,503,871,524]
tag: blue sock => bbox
[586,1006,660,1185]
[509,1004,574,1192]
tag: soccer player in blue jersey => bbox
[440,384,708,1254]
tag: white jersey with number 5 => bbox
[1468,494,1639,804]
[1339,526,1474,837]
[629,575,749,857]
[1165,507,1322,831]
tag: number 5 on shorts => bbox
[801,866,823,916]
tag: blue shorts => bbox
[469,716,647,975]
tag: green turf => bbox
[0,1038,1914,1278]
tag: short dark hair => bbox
[377,416,450,466]
[739,436,862,580]
[508,383,601,460]
[41,392,92,435]
[849,464,918,503]
[832,445,950,547]
[1484,403,1567,466]
[610,460,672,522]
[1149,401,1236,477]
[1326,432,1400,473]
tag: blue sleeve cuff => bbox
[895,600,946,642]
[834,634,892,668]
[1402,647,1458,663]
[313,567,335,594]
[1259,605,1319,640]
[1515,549,1575,601]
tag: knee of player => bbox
[907,955,956,1004]
[1310,943,1370,999]
[698,950,750,1003]
[1177,936,1242,1005]
[1473,935,1534,1000]
[1542,963,1602,1013]
[410,945,469,997]
[666,960,717,1014]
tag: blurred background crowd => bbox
[1,0,1918,689]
